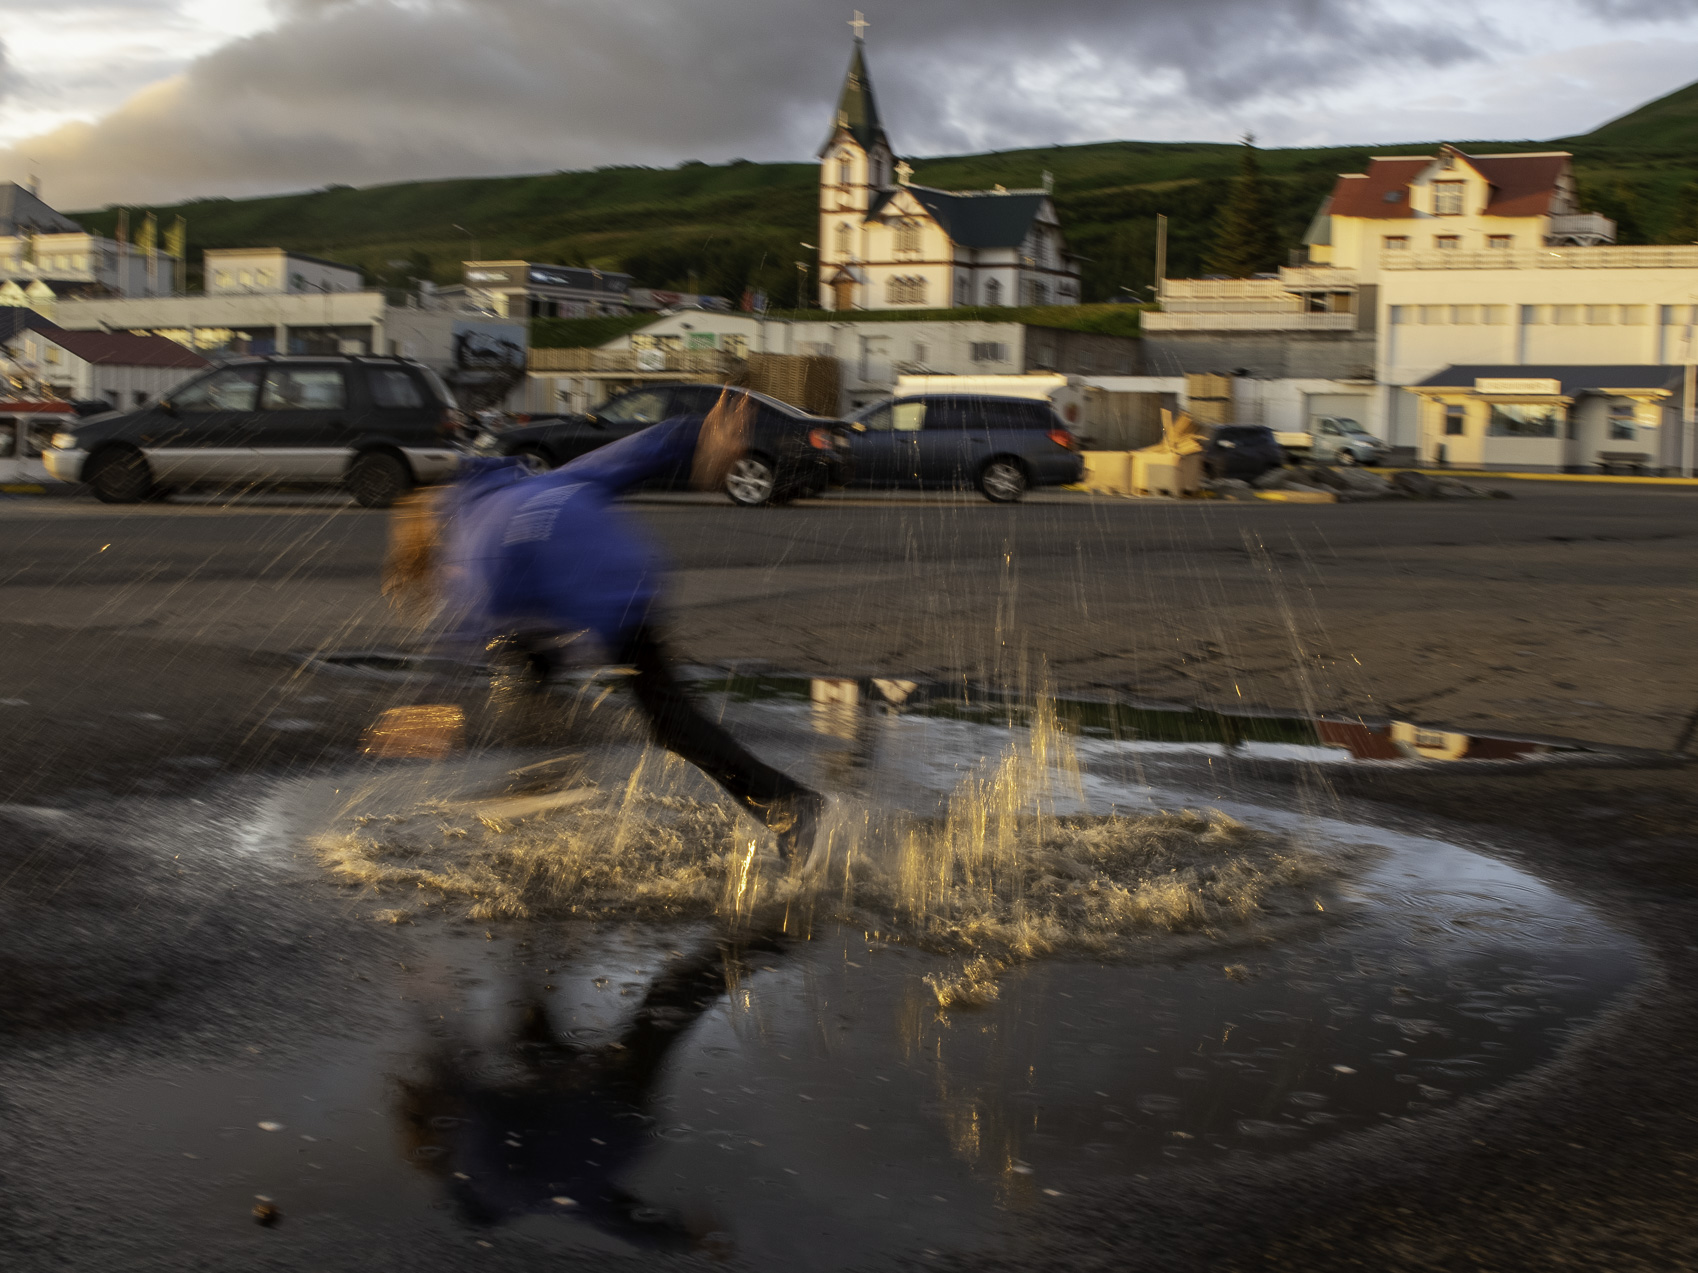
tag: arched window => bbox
[835,222,852,256]
[984,278,1002,307]
[885,276,928,305]
[895,219,921,254]
[955,275,969,305]
[838,154,854,186]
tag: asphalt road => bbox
[2,481,1697,1271]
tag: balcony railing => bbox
[1546,213,1617,244]
[1277,265,1360,289]
[1382,244,1698,271]
[528,347,742,374]
[1143,311,1358,332]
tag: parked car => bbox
[840,393,1083,501]
[1274,416,1388,466]
[471,383,851,506]
[1203,424,1285,482]
[42,354,467,508]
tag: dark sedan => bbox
[471,383,850,505]
[1203,424,1284,482]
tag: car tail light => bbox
[808,427,835,450]
[438,406,470,440]
[1047,427,1078,450]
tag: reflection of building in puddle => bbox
[810,678,881,784]
[1317,718,1551,762]
[895,980,1038,1211]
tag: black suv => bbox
[43,355,468,508]
[472,383,851,506]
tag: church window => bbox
[984,278,1002,306]
[835,222,853,256]
[839,154,854,186]
[955,275,969,305]
[895,220,921,254]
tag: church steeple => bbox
[823,22,890,157]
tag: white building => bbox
[816,32,1081,312]
[451,260,633,318]
[203,248,363,295]
[8,327,208,407]
[0,183,178,300]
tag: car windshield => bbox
[598,390,673,425]
[1335,418,1367,434]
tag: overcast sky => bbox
[5,0,1698,210]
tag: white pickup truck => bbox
[1273,416,1389,466]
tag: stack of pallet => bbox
[1185,373,1234,427]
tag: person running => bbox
[382,393,824,861]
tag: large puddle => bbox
[64,680,1641,1268]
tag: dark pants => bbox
[612,626,808,814]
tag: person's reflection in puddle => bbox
[398,933,784,1251]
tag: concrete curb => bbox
[1368,466,1698,487]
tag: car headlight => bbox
[51,432,78,450]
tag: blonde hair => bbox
[381,486,449,617]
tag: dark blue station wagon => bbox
[843,394,1083,501]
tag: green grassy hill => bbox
[69,77,1698,306]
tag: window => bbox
[261,367,347,410]
[1434,235,1461,251]
[1433,181,1465,215]
[1661,304,1692,326]
[1552,304,1580,325]
[970,341,1008,362]
[838,154,853,186]
[955,276,969,305]
[598,390,673,425]
[1382,235,1409,251]
[1520,304,1545,325]
[1024,279,1049,305]
[856,403,894,431]
[894,219,921,254]
[912,341,928,364]
[368,368,425,409]
[1452,305,1478,325]
[1419,305,1447,325]
[1608,401,1637,441]
[1483,305,1509,325]
[892,402,924,431]
[1620,305,1647,325]
[885,275,927,304]
[1487,404,1560,437]
[1585,305,1614,325]
[1488,235,1513,250]
[984,278,1003,306]
[835,222,852,256]
[1389,305,1408,324]
[173,366,262,412]
[1444,405,1466,436]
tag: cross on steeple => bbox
[848,10,870,41]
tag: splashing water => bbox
[316,695,1341,1006]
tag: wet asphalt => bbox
[2,483,1697,1270]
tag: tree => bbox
[1204,135,1284,278]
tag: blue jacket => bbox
[436,417,698,652]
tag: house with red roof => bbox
[7,325,208,408]
[1306,145,1615,277]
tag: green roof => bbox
[822,41,889,156]
[888,186,1048,249]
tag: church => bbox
[817,21,1082,312]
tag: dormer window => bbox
[1433,181,1465,216]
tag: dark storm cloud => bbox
[2,0,1491,207]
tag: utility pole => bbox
[1154,214,1168,304]
[1685,359,1695,478]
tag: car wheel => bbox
[1336,449,1359,467]
[346,452,413,509]
[515,445,554,475]
[86,448,153,503]
[725,455,777,506]
[978,458,1028,503]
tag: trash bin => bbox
[1131,449,1203,497]
[1080,450,1134,495]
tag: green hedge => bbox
[529,314,658,349]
